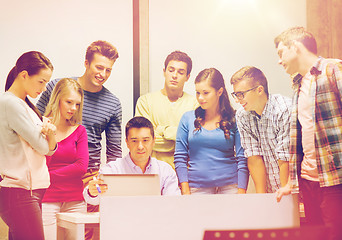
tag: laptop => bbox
[99,174,161,196]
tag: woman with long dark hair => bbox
[174,68,248,195]
[0,51,57,240]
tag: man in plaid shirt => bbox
[230,66,292,193]
[275,26,342,240]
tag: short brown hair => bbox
[274,26,317,54]
[125,116,154,139]
[164,51,192,75]
[230,66,269,97]
[85,40,119,63]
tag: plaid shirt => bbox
[290,57,342,192]
[236,94,292,192]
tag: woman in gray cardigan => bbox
[0,51,57,240]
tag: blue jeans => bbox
[0,187,46,240]
[300,178,342,240]
[190,184,238,194]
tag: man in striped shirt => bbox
[230,66,291,193]
[275,27,342,240]
[37,40,122,240]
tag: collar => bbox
[250,95,273,120]
[310,56,324,76]
[292,57,323,88]
[125,154,153,172]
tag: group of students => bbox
[0,26,341,240]
[0,41,121,240]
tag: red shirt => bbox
[43,125,89,202]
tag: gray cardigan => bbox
[0,92,51,190]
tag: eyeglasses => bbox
[231,86,258,100]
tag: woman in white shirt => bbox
[0,51,57,240]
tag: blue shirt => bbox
[174,111,248,189]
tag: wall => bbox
[307,0,342,58]
[0,0,134,157]
[149,0,307,107]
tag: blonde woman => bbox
[0,51,57,240]
[42,78,89,240]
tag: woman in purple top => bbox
[42,78,89,240]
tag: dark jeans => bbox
[300,178,342,240]
[0,187,46,240]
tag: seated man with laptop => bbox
[84,116,181,205]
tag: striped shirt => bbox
[236,94,292,193]
[290,57,342,192]
[37,77,122,169]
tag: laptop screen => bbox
[99,174,161,196]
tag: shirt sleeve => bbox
[135,95,166,142]
[160,164,181,195]
[174,113,190,183]
[327,60,342,95]
[49,126,89,182]
[275,98,291,162]
[233,124,249,190]
[83,186,100,205]
[6,99,49,155]
[155,125,177,141]
[135,94,177,144]
[235,110,263,157]
[36,79,55,115]
[157,98,197,142]
[135,95,150,118]
[105,101,122,162]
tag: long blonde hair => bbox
[45,78,84,125]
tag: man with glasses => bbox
[230,66,292,193]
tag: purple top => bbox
[43,125,89,202]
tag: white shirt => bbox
[83,154,181,205]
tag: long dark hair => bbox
[6,51,53,120]
[194,68,235,139]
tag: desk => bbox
[56,212,99,240]
[100,194,300,240]
[55,194,304,240]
